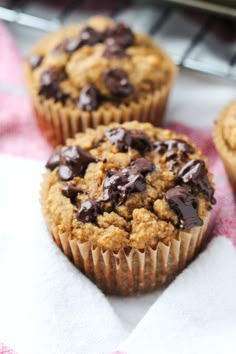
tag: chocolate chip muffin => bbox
[213,101,236,190]
[24,16,176,146]
[41,121,216,295]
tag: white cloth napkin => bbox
[0,155,236,354]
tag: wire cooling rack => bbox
[0,0,236,80]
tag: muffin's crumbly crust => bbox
[220,101,236,151]
[26,16,175,108]
[42,121,214,251]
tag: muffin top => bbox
[43,121,216,250]
[220,101,236,151]
[26,16,175,111]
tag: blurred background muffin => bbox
[24,15,176,145]
[213,101,236,190]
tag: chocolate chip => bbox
[103,169,146,205]
[129,158,155,175]
[103,158,154,205]
[59,165,73,181]
[177,159,216,204]
[104,68,133,97]
[77,84,100,111]
[39,69,68,103]
[129,130,152,153]
[52,38,81,55]
[28,54,43,69]
[166,185,203,230]
[103,43,126,58]
[105,128,132,152]
[45,145,97,181]
[105,127,151,153]
[46,148,61,170]
[154,139,195,172]
[79,26,103,46]
[154,139,194,157]
[77,199,102,223]
[62,183,85,202]
[60,146,97,180]
[105,22,134,48]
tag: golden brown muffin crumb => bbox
[43,121,215,251]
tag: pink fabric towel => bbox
[0,22,235,354]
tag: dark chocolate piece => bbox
[104,128,131,152]
[154,139,194,157]
[46,148,61,170]
[39,69,68,103]
[79,26,103,46]
[28,54,43,69]
[62,184,85,203]
[45,145,97,181]
[104,128,151,153]
[77,84,100,111]
[103,158,154,204]
[154,139,195,172]
[129,157,155,175]
[129,130,152,153]
[105,22,134,48]
[58,165,74,181]
[178,159,216,204]
[52,26,103,55]
[166,185,203,229]
[104,68,133,97]
[103,43,126,58]
[77,199,102,223]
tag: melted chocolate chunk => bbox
[77,199,102,223]
[129,158,155,175]
[28,54,43,69]
[53,38,82,55]
[52,27,102,55]
[46,148,61,170]
[105,22,134,48]
[177,159,216,204]
[39,69,68,103]
[103,43,126,58]
[104,68,133,97]
[59,165,74,180]
[104,128,131,152]
[154,139,195,171]
[105,127,151,153]
[45,145,97,181]
[154,139,194,157]
[79,26,103,46]
[62,183,86,204]
[166,185,203,230]
[103,158,154,204]
[129,130,152,153]
[77,84,100,111]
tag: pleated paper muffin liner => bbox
[41,173,210,296]
[28,74,174,147]
[213,102,236,191]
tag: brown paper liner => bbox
[41,173,210,295]
[213,101,236,191]
[27,74,175,146]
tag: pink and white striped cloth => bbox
[0,22,236,354]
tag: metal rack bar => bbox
[0,1,235,81]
